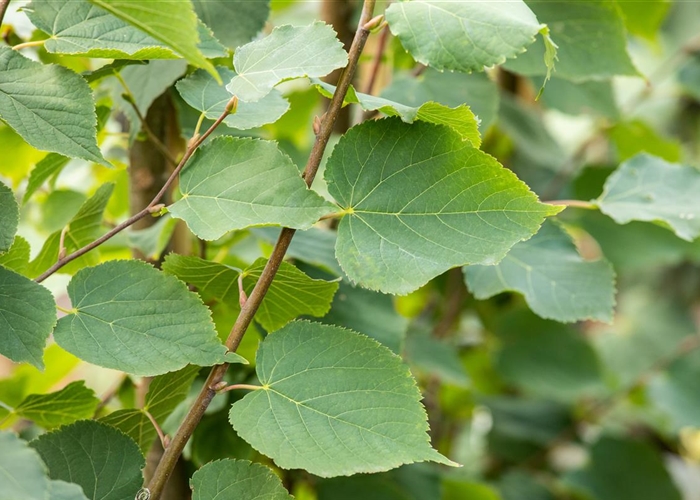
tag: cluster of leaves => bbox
[2,0,700,499]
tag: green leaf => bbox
[649,348,700,430]
[617,0,671,40]
[443,480,501,500]
[25,0,225,60]
[192,0,270,49]
[190,459,292,500]
[492,310,604,401]
[162,254,339,331]
[176,67,290,130]
[98,410,153,454]
[0,46,108,166]
[0,180,18,253]
[126,214,178,261]
[0,235,31,273]
[53,260,228,376]
[504,0,638,81]
[15,381,99,429]
[28,183,114,278]
[565,437,681,500]
[49,480,90,500]
[386,0,544,73]
[226,22,348,102]
[145,365,201,423]
[325,118,561,295]
[88,0,218,79]
[23,154,71,203]
[404,330,469,387]
[229,321,456,477]
[243,257,339,331]
[0,266,56,369]
[252,227,343,276]
[317,464,440,500]
[595,154,700,241]
[169,136,334,241]
[30,420,145,500]
[609,120,681,163]
[465,221,616,323]
[382,70,499,132]
[0,431,51,500]
[312,80,480,146]
[536,77,619,119]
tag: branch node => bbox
[313,115,322,136]
[58,225,70,260]
[148,204,165,214]
[363,14,385,32]
[211,381,228,392]
[225,96,239,115]
[238,275,248,308]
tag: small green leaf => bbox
[465,221,616,323]
[386,0,544,73]
[243,257,339,332]
[98,410,153,454]
[88,0,218,79]
[0,235,31,273]
[176,67,290,130]
[192,0,270,49]
[0,431,51,500]
[609,120,681,163]
[127,214,178,261]
[404,331,469,387]
[617,0,671,41]
[25,0,224,60]
[312,80,480,146]
[230,321,456,477]
[0,46,108,166]
[595,154,700,241]
[29,183,114,278]
[23,154,70,203]
[226,22,348,102]
[325,118,561,295]
[169,136,334,241]
[49,480,90,500]
[15,381,99,429]
[252,227,343,276]
[649,349,700,430]
[190,459,292,500]
[30,420,145,500]
[162,254,339,332]
[0,266,56,369]
[504,0,639,81]
[0,180,19,252]
[145,365,201,423]
[53,260,228,376]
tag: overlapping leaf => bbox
[190,459,293,500]
[162,254,338,331]
[49,480,90,500]
[226,22,348,101]
[30,420,145,500]
[29,183,114,277]
[88,0,217,78]
[0,431,51,500]
[25,0,225,60]
[0,47,108,166]
[465,221,616,323]
[504,0,638,81]
[313,80,480,145]
[14,381,99,429]
[53,260,230,376]
[169,137,334,241]
[0,266,56,369]
[230,321,456,477]
[0,180,18,252]
[386,0,550,73]
[325,118,561,294]
[595,154,700,241]
[192,0,270,49]
[176,67,290,130]
[0,236,31,273]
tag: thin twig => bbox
[544,199,596,209]
[35,97,237,283]
[363,24,389,95]
[11,39,45,50]
[144,2,377,498]
[114,72,178,166]
[217,384,262,393]
[144,410,169,449]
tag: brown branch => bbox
[363,24,389,95]
[144,2,377,498]
[0,0,12,26]
[34,98,236,283]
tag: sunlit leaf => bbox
[0,47,108,166]
[192,0,270,49]
[0,180,19,252]
[0,235,31,273]
[15,381,99,429]
[190,459,292,500]
[227,22,348,102]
